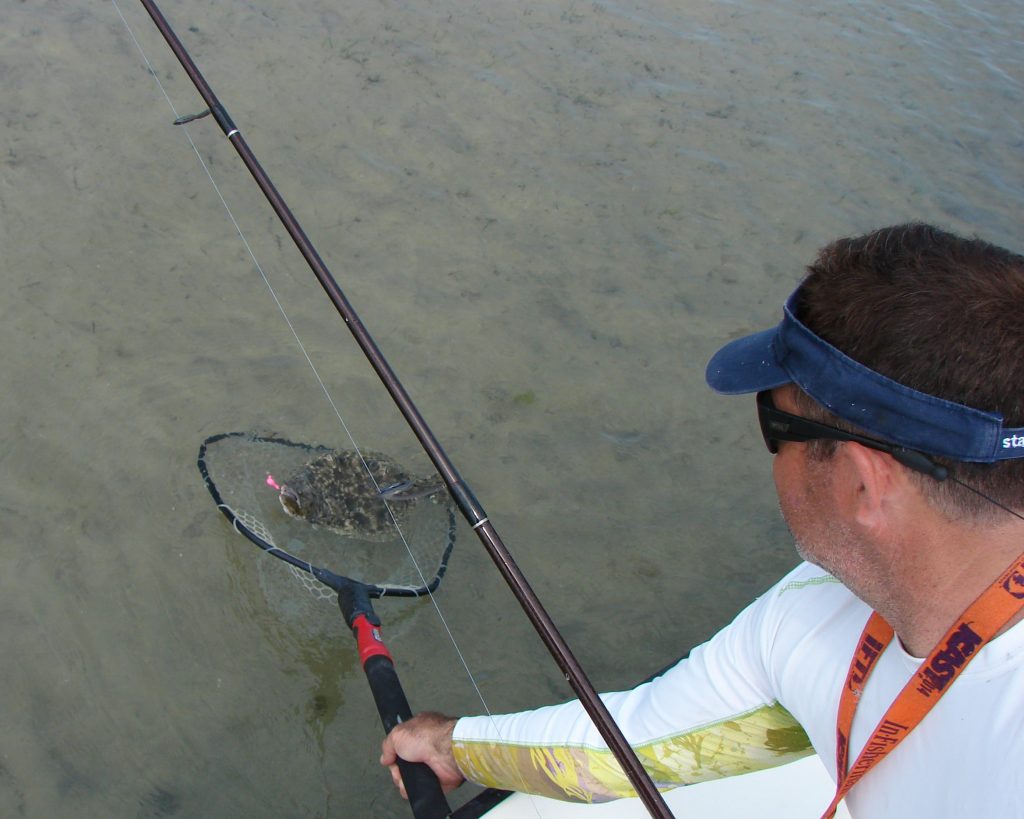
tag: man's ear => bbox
[833,443,901,532]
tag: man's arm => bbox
[380,712,466,799]
[378,565,832,803]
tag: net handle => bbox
[339,585,453,818]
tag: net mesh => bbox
[199,432,456,600]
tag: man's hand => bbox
[380,712,465,799]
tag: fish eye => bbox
[280,486,301,510]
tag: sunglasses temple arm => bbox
[889,448,949,481]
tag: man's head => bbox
[707,223,1024,522]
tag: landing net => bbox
[198,432,456,601]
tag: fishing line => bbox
[110,0,497,727]
[114,3,532,813]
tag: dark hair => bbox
[794,223,1024,520]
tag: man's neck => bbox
[863,518,1024,658]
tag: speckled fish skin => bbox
[279,449,444,540]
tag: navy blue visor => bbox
[706,289,1024,463]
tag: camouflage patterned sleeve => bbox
[452,700,811,802]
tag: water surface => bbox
[1,1,1020,815]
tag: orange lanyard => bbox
[820,553,1024,819]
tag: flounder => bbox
[274,449,446,540]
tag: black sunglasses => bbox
[755,391,948,481]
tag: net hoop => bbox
[197,431,456,599]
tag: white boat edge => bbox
[470,754,851,818]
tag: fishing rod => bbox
[137,2,673,816]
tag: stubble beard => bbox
[786,509,888,615]
[786,506,861,584]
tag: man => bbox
[381,224,1024,816]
